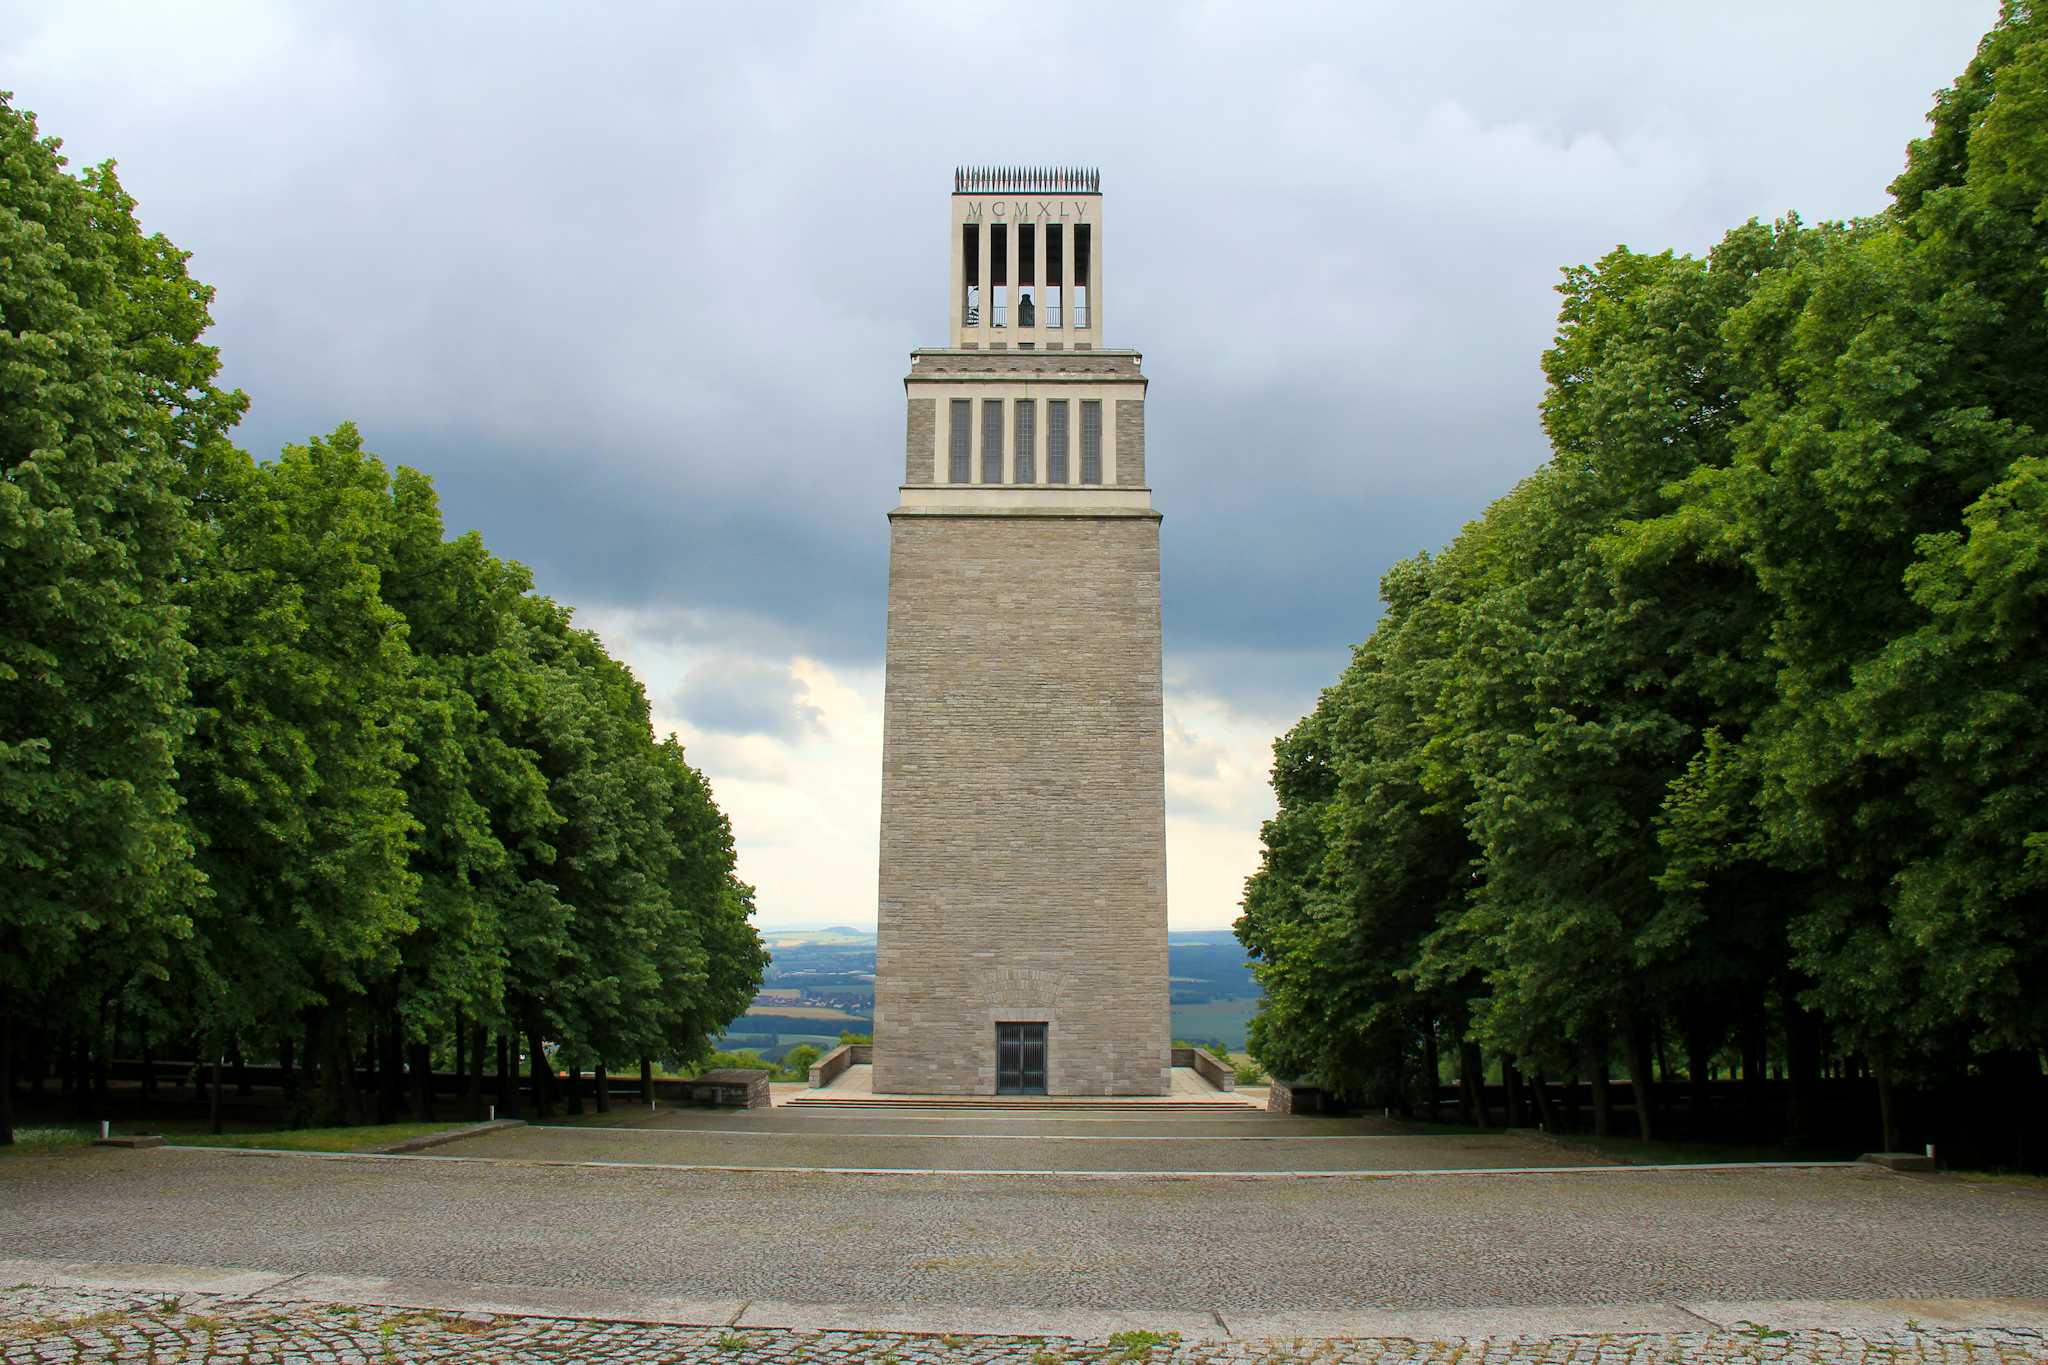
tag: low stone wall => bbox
[1268,1078,1335,1114]
[1169,1045,1235,1091]
[679,1069,771,1109]
[807,1043,873,1088]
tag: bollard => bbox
[488,1104,495,1122]
[100,1120,110,1140]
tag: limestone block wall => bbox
[905,398,935,484]
[873,510,1170,1096]
[1114,399,1145,486]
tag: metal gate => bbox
[996,1022,1047,1094]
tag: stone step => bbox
[784,1097,1258,1112]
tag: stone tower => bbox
[872,166,1169,1096]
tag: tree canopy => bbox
[1238,4,2048,1165]
[0,93,764,1141]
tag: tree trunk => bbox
[87,995,111,1117]
[564,1060,585,1115]
[138,1019,155,1113]
[1875,1057,1903,1154]
[378,1015,402,1124]
[361,1023,378,1119]
[1529,1067,1559,1132]
[527,1027,551,1119]
[452,1015,466,1107]
[467,1023,486,1122]
[1422,1020,1441,1121]
[497,1031,515,1117]
[310,1005,365,1128]
[1588,1045,1613,1138]
[593,1062,610,1113]
[1502,1057,1525,1127]
[1783,988,1820,1147]
[1684,1012,1713,1140]
[57,1024,74,1095]
[1739,1000,1768,1142]
[209,1051,223,1135]
[1459,1039,1488,1128]
[27,1024,48,1096]
[1,997,15,1146]
[279,1033,297,1103]
[639,1056,654,1106]
[232,1040,250,1096]
[408,1040,433,1121]
[1626,1015,1658,1142]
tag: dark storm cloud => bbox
[5,1,2000,717]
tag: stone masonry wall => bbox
[874,511,1170,1095]
[905,398,935,484]
[1115,400,1145,486]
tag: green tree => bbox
[0,95,242,1143]
[176,426,421,1124]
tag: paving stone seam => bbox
[136,1144,1866,1179]
[8,1260,2045,1341]
[368,1118,527,1153]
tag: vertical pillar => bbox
[1091,206,1103,341]
[950,213,966,341]
[1062,217,1078,336]
[969,225,981,337]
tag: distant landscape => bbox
[716,928,1261,1061]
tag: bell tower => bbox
[948,165,1102,350]
[872,166,1169,1096]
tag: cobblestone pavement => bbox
[3,1284,2045,1365]
[442,1122,1600,1171]
[4,1148,2046,1311]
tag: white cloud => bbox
[1163,687,1290,931]
[586,605,1289,933]
[583,606,883,932]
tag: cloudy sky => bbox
[5,1,1999,930]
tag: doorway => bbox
[996,1023,1047,1094]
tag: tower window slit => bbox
[981,398,1005,483]
[1014,399,1036,484]
[1018,224,1036,328]
[949,399,971,483]
[962,224,980,327]
[1080,400,1102,484]
[1047,400,1069,483]
[1073,224,1091,329]
[1044,224,1062,327]
[991,224,1008,328]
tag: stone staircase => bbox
[784,1092,1259,1113]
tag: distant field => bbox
[1171,996,1262,1052]
[742,1004,860,1022]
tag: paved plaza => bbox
[434,1108,1613,1172]
[3,1129,2046,1314]
[4,1110,2047,1361]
